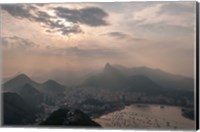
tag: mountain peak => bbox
[15,73,30,80]
[42,79,65,89]
[4,74,32,85]
[43,80,58,85]
[103,63,125,78]
[3,73,38,93]
[104,62,112,72]
[105,62,111,67]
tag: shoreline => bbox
[92,103,194,120]
[94,104,195,129]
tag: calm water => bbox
[95,104,195,130]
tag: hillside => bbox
[40,108,101,127]
[3,92,38,125]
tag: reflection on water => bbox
[94,104,195,130]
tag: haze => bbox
[1,2,196,85]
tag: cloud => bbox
[2,4,83,36]
[2,4,109,36]
[2,36,38,50]
[1,4,37,19]
[158,2,194,15]
[54,6,109,27]
[131,2,194,29]
[132,4,164,26]
[103,31,145,41]
[106,32,130,39]
[45,21,83,35]
[2,5,52,26]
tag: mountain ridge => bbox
[3,92,38,125]
[110,63,194,91]
[3,73,66,94]
[3,63,194,93]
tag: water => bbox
[94,104,195,130]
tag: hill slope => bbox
[82,63,163,94]
[2,74,39,93]
[113,64,194,91]
[3,74,66,96]
[3,92,38,125]
[40,108,101,127]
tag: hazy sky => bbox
[1,2,196,83]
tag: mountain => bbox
[19,83,40,95]
[2,74,66,96]
[40,108,101,127]
[82,63,163,94]
[3,92,37,125]
[18,84,43,106]
[80,63,195,102]
[2,74,39,93]
[113,64,194,91]
[82,63,128,90]
[78,63,194,107]
[104,62,121,75]
[126,75,163,95]
[2,77,11,83]
[41,80,66,95]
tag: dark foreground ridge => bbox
[181,108,194,120]
[40,108,101,127]
[3,92,38,125]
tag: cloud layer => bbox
[2,36,38,50]
[103,31,145,41]
[2,4,109,36]
[1,2,195,79]
[54,6,109,27]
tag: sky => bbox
[1,1,196,84]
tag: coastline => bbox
[94,104,195,129]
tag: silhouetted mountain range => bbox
[19,84,43,106]
[41,80,65,95]
[2,74,67,109]
[3,92,38,125]
[3,92,101,127]
[113,64,194,91]
[1,63,195,126]
[2,74,66,96]
[2,63,194,102]
[3,74,39,93]
[82,63,194,92]
[3,63,193,94]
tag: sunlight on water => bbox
[94,104,195,130]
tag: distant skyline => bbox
[1,2,196,83]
